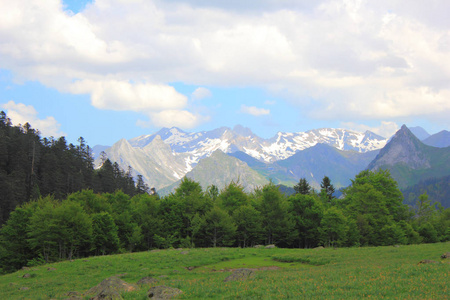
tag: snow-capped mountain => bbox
[129,125,387,165]
[102,125,388,190]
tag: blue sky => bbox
[1,0,449,146]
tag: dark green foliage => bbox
[257,183,295,246]
[289,193,323,248]
[92,212,119,255]
[320,176,335,202]
[294,178,311,195]
[200,205,236,247]
[402,175,450,208]
[320,206,348,247]
[0,111,138,225]
[233,205,263,247]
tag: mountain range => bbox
[97,126,388,190]
[96,124,450,206]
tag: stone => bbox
[147,285,183,299]
[22,273,31,278]
[223,268,254,282]
[441,252,450,259]
[137,277,158,286]
[265,245,276,249]
[48,267,57,271]
[418,260,438,264]
[87,276,137,300]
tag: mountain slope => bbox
[97,137,190,190]
[368,125,450,189]
[402,175,450,208]
[271,144,379,189]
[422,130,450,148]
[159,150,269,195]
[409,126,430,140]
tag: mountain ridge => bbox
[367,125,450,189]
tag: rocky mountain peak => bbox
[368,125,430,170]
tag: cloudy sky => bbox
[1,0,449,146]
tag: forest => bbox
[0,111,449,274]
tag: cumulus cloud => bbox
[69,79,187,112]
[341,121,400,139]
[149,110,209,128]
[1,0,449,128]
[1,101,65,137]
[191,87,212,100]
[240,105,270,116]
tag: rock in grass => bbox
[147,285,183,299]
[48,267,57,271]
[418,260,439,264]
[223,268,254,282]
[441,252,450,259]
[22,273,31,278]
[265,245,276,249]
[87,276,137,300]
[19,287,30,291]
[64,291,83,300]
[137,277,158,286]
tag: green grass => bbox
[1,243,449,299]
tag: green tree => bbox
[92,212,120,255]
[218,181,249,215]
[380,223,407,246]
[258,183,294,246]
[415,192,435,226]
[27,197,60,263]
[175,177,211,245]
[201,206,236,247]
[54,200,92,260]
[136,174,149,194]
[294,178,311,195]
[320,176,335,203]
[233,205,263,247]
[0,204,36,272]
[418,223,439,243]
[319,206,348,247]
[289,193,324,248]
[131,193,161,249]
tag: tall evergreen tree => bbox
[320,176,335,202]
[294,178,311,195]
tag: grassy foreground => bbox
[0,243,448,299]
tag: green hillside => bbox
[0,244,448,299]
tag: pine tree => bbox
[294,178,311,195]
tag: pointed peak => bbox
[233,124,254,137]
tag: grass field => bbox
[0,243,448,299]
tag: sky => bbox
[1,0,449,146]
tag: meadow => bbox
[0,243,448,299]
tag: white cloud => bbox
[240,105,270,116]
[1,101,65,137]
[149,110,208,128]
[1,0,450,128]
[341,121,400,138]
[192,87,212,100]
[69,79,187,112]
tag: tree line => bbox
[0,110,449,274]
[0,111,148,225]
[1,170,448,274]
